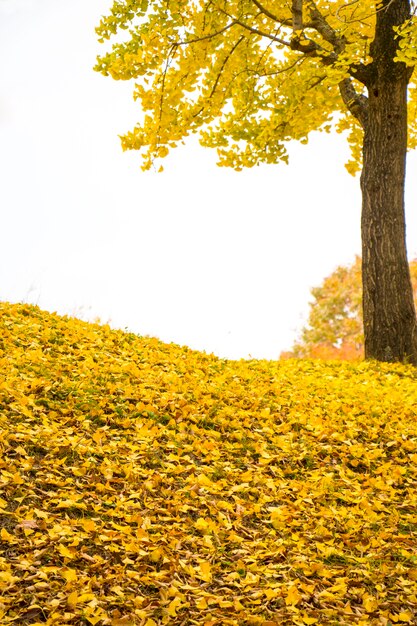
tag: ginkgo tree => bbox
[95,0,417,364]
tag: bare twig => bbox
[251,0,283,23]
[172,21,237,47]
[208,35,245,99]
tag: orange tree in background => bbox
[284,257,417,360]
[95,0,417,364]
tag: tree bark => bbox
[360,0,417,364]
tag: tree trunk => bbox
[360,0,417,364]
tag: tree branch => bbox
[208,36,245,99]
[292,0,303,32]
[173,21,237,47]
[289,36,332,58]
[339,77,368,128]
[250,0,283,24]
[177,1,371,85]
[348,62,374,86]
[231,17,292,46]
[306,0,345,53]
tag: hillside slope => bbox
[1,303,417,626]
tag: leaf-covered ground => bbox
[1,303,417,626]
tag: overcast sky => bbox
[1,0,416,359]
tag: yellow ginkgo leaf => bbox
[194,518,210,533]
[58,544,74,559]
[198,561,212,582]
[264,588,280,600]
[285,585,302,606]
[81,519,96,532]
[363,595,378,612]
[78,593,96,603]
[166,597,183,617]
[149,547,163,562]
[67,591,78,609]
[61,568,77,583]
[195,597,208,609]
[197,474,212,487]
[0,528,14,542]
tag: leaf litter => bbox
[0,303,416,625]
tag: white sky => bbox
[0,0,416,359]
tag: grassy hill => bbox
[1,302,417,626]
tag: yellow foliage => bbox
[1,302,417,625]
[94,1,417,173]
